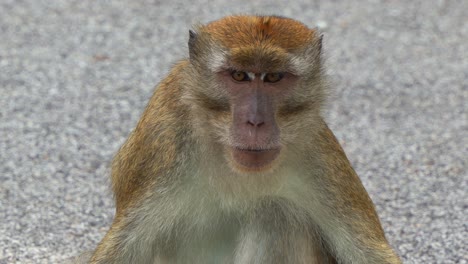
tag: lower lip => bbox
[230,147,281,171]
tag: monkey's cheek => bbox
[229,148,281,172]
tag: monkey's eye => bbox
[231,71,250,82]
[264,72,284,83]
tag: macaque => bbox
[83,15,400,263]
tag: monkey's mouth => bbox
[230,146,281,172]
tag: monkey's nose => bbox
[247,119,265,127]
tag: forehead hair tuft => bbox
[189,15,322,74]
[203,15,317,51]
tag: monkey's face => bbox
[185,67,321,174]
[185,15,325,174]
[217,70,309,173]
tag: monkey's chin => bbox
[228,147,281,173]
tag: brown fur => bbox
[84,15,401,264]
[205,16,316,51]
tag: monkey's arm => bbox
[90,63,189,264]
[312,125,401,264]
[89,134,176,264]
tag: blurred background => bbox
[0,0,466,263]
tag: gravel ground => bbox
[0,0,466,263]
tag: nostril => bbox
[247,120,265,127]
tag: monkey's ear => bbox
[317,34,323,55]
[188,29,198,60]
[189,30,197,48]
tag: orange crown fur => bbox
[189,15,322,74]
[204,16,317,51]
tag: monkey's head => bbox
[183,15,325,174]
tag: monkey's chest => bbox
[165,218,241,264]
